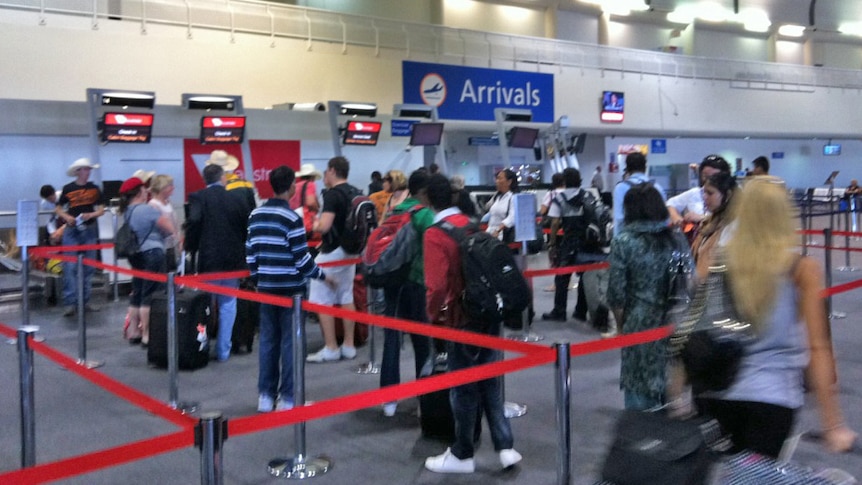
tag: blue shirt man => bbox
[612,153,666,236]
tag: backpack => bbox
[115,205,153,259]
[438,221,531,331]
[362,205,423,289]
[558,190,613,254]
[662,229,694,326]
[334,184,378,254]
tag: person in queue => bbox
[666,154,731,233]
[751,155,770,176]
[56,158,106,317]
[118,176,173,346]
[691,171,737,281]
[450,174,478,220]
[147,174,180,272]
[377,169,435,417]
[185,163,254,362]
[422,173,521,474]
[607,183,689,410]
[206,150,257,209]
[380,170,409,223]
[246,165,333,412]
[612,152,665,236]
[685,176,857,457]
[306,156,363,363]
[484,169,518,241]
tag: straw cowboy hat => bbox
[66,158,100,177]
[132,169,156,183]
[205,150,239,172]
[296,163,322,180]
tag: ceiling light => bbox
[667,5,696,24]
[778,24,806,37]
[838,22,862,37]
[696,2,731,23]
[100,91,155,108]
[738,8,771,33]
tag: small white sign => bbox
[512,193,537,242]
[16,200,39,247]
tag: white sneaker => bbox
[499,448,522,469]
[257,394,274,413]
[340,345,357,360]
[382,402,397,417]
[306,346,341,363]
[425,448,475,474]
[276,398,294,411]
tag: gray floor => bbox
[1,247,861,484]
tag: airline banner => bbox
[401,61,554,122]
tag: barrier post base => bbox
[76,358,104,369]
[268,455,332,479]
[836,266,859,272]
[830,311,847,320]
[171,401,199,414]
[353,362,380,374]
[504,401,527,418]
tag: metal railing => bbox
[2,0,862,91]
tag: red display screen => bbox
[200,116,246,144]
[343,121,382,146]
[101,112,154,143]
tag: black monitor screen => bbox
[409,122,444,146]
[508,126,539,149]
[343,121,382,146]
[600,91,625,123]
[200,116,245,144]
[102,180,123,200]
[101,112,154,143]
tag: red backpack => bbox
[362,205,423,289]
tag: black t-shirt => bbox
[58,181,105,227]
[319,183,359,254]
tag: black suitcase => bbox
[419,353,455,442]
[148,289,212,370]
[232,290,259,354]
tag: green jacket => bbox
[391,197,434,285]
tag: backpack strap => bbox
[125,204,155,250]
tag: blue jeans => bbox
[447,320,513,459]
[62,223,99,306]
[258,302,295,402]
[380,282,433,389]
[128,248,166,307]
[213,279,239,361]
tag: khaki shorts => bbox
[308,247,356,306]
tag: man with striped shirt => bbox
[246,165,334,413]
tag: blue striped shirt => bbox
[246,198,324,295]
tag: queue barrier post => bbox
[823,229,846,320]
[166,272,198,413]
[196,411,227,485]
[554,342,572,485]
[507,241,543,343]
[18,325,38,468]
[800,202,808,257]
[267,294,332,479]
[111,210,119,301]
[75,253,103,369]
[838,207,858,272]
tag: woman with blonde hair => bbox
[148,174,181,271]
[693,176,856,457]
[380,170,408,222]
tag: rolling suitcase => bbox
[148,289,212,370]
[232,279,259,354]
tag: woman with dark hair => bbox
[119,177,173,346]
[607,183,691,410]
[484,169,519,241]
[691,171,737,281]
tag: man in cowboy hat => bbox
[56,158,106,316]
[185,163,255,362]
[206,150,257,209]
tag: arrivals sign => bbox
[402,61,554,122]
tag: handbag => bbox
[600,410,724,485]
[670,255,754,393]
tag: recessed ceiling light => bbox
[778,24,805,37]
[839,21,862,37]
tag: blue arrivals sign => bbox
[402,61,554,123]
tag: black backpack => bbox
[437,221,531,332]
[115,205,153,259]
[558,190,613,254]
[334,184,378,254]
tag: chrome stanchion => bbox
[838,207,858,271]
[508,241,543,343]
[18,326,38,468]
[355,286,379,374]
[76,253,103,369]
[268,295,332,479]
[196,411,227,485]
[167,272,197,413]
[823,229,846,320]
[554,342,572,485]
[111,210,119,301]
[800,201,809,257]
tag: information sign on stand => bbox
[512,193,537,242]
[17,200,39,247]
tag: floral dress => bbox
[607,220,681,398]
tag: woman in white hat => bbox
[56,158,105,317]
